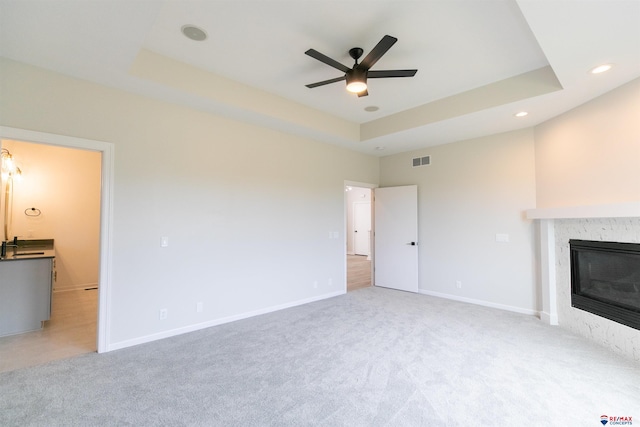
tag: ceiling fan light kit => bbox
[346,68,368,93]
[305,35,417,97]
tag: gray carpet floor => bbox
[1,287,638,426]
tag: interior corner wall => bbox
[534,78,640,208]
[1,140,101,291]
[379,129,538,314]
[0,58,379,348]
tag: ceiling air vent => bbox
[412,156,431,167]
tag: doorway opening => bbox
[0,139,101,372]
[345,183,374,292]
[0,126,113,372]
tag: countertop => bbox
[0,239,55,262]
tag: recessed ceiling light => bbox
[514,111,528,118]
[590,64,613,74]
[364,106,380,112]
[181,25,207,42]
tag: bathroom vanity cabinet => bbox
[0,247,55,337]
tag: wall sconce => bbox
[1,148,23,241]
[1,148,22,180]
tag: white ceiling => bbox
[1,0,639,156]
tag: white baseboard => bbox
[418,289,539,317]
[540,311,559,325]
[53,283,99,293]
[107,290,345,352]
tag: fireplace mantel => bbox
[526,201,640,220]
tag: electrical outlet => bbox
[328,278,332,287]
[196,302,203,313]
[313,281,318,289]
[161,236,169,247]
[456,281,462,289]
[159,308,168,320]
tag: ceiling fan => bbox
[305,35,417,97]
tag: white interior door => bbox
[374,185,418,292]
[353,201,371,256]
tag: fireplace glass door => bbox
[570,239,640,330]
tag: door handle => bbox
[406,242,417,246]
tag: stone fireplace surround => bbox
[527,202,640,362]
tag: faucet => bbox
[1,236,18,257]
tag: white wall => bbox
[0,58,379,348]
[380,129,538,314]
[534,78,640,208]
[0,140,101,291]
[4,53,635,353]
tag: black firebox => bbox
[570,239,640,330]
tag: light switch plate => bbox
[495,233,509,243]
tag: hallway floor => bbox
[347,254,371,292]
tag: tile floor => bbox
[0,288,97,373]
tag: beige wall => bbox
[0,58,379,347]
[2,52,636,351]
[0,140,101,291]
[380,129,538,312]
[534,78,640,208]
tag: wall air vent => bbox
[412,156,431,167]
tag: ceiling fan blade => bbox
[368,69,418,78]
[305,76,346,88]
[357,89,369,98]
[359,35,397,70]
[305,49,351,73]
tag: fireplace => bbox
[570,239,640,330]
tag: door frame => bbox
[0,126,114,353]
[344,180,377,290]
